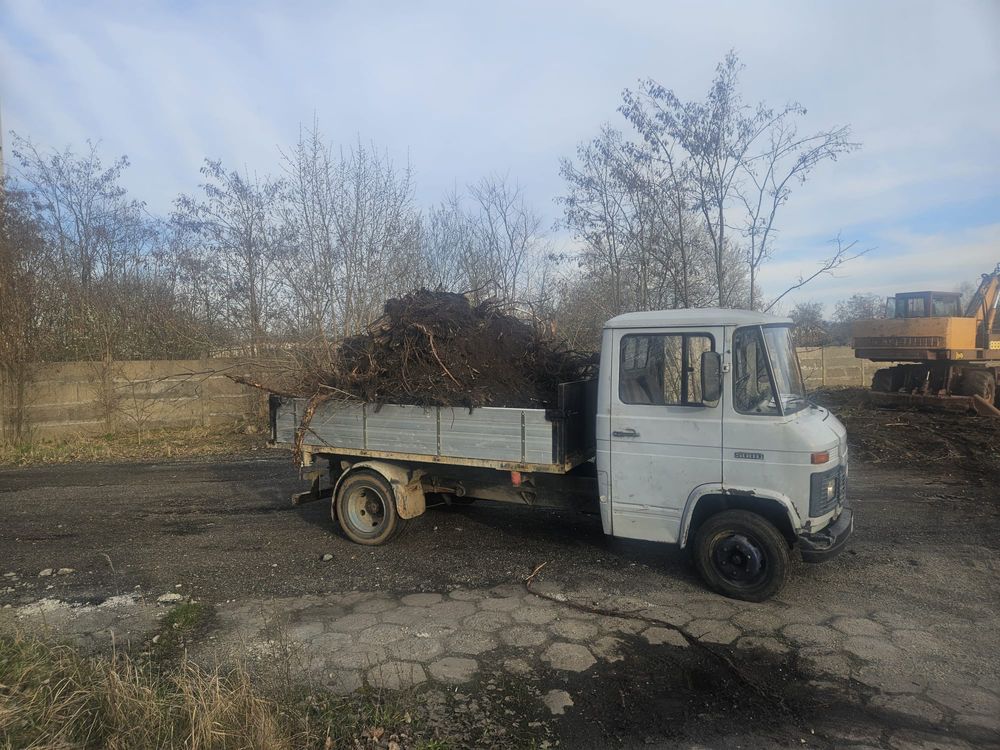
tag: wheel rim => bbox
[345,484,388,535]
[711,532,767,586]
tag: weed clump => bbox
[148,601,217,664]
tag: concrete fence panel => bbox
[1,358,259,443]
[796,346,894,389]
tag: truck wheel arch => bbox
[333,460,427,520]
[678,485,801,549]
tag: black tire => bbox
[693,510,790,602]
[871,368,894,393]
[334,470,406,545]
[958,368,995,402]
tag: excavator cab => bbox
[884,292,963,319]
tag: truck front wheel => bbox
[334,470,406,545]
[693,510,790,602]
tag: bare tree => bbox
[834,293,884,323]
[0,183,48,443]
[421,189,476,292]
[278,120,339,339]
[466,174,544,308]
[558,125,739,320]
[10,135,150,293]
[789,301,828,346]
[328,141,423,335]
[7,134,204,370]
[621,51,858,308]
[277,126,426,338]
[625,137,703,308]
[10,135,160,360]
[174,160,286,355]
[558,128,633,316]
[165,217,228,345]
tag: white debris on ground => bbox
[14,593,144,619]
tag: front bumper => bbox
[798,506,854,563]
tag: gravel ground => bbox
[2,451,999,748]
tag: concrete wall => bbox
[796,346,881,389]
[1,358,259,442]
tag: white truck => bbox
[271,309,853,601]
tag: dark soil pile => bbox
[813,387,1000,482]
[303,290,595,409]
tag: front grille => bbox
[854,336,944,348]
[810,466,844,517]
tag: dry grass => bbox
[0,630,436,750]
[0,423,267,467]
[0,630,289,749]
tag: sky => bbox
[1,0,998,312]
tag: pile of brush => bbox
[287,289,594,409]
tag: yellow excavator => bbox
[851,264,1000,415]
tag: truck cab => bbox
[596,309,853,600]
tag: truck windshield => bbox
[763,326,808,414]
[733,326,808,416]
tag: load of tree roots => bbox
[293,290,595,410]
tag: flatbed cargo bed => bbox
[269,378,598,474]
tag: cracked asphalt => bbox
[2,452,999,748]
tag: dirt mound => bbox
[813,388,1000,482]
[301,290,594,409]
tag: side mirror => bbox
[701,351,722,405]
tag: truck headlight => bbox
[823,476,837,500]
[810,467,840,517]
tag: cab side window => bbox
[931,296,960,317]
[619,333,714,406]
[896,296,926,317]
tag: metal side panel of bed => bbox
[269,378,597,473]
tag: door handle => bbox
[613,428,640,438]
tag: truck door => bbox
[608,327,723,543]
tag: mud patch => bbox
[548,636,807,747]
[546,636,980,748]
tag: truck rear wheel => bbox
[693,510,790,602]
[334,470,406,545]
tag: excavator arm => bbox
[964,265,1000,347]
